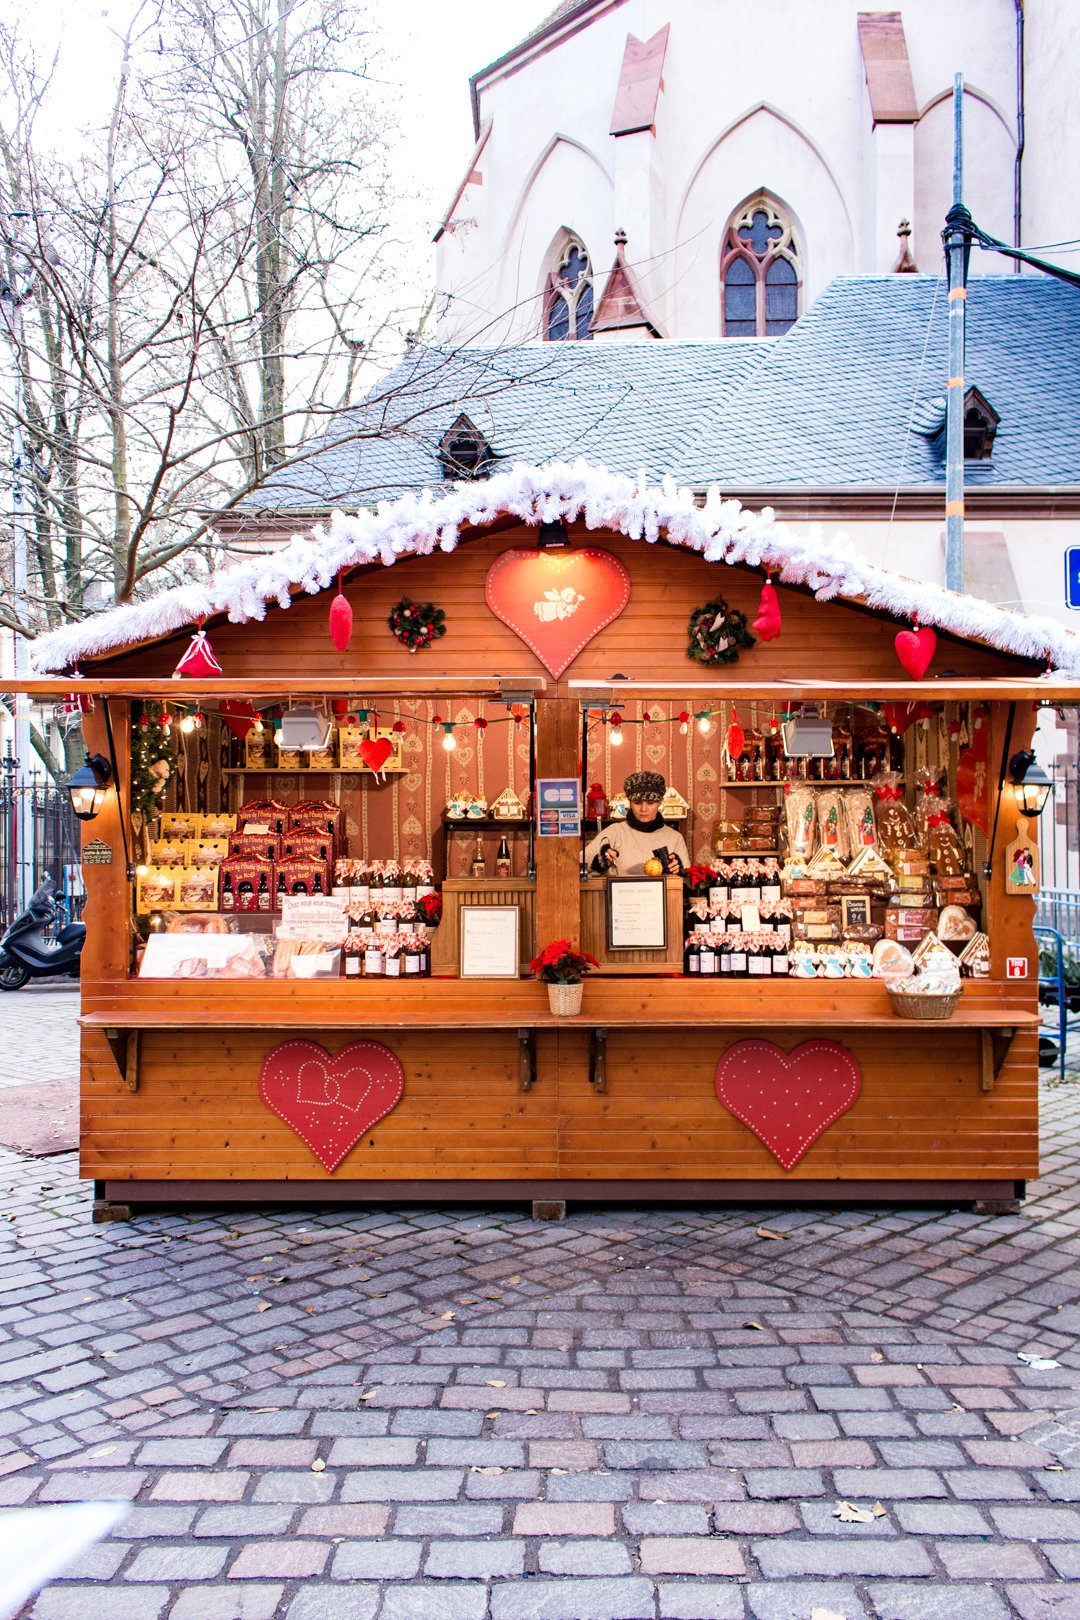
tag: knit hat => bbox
[623,770,666,804]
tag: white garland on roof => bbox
[28,459,1080,674]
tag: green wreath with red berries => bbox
[686,597,755,666]
[388,596,446,652]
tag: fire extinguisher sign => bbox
[1006,957,1028,979]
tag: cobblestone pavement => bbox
[0,986,80,1089]
[1,1021,1080,1616]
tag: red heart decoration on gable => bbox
[894,625,937,681]
[260,1038,404,1173]
[485,549,630,678]
[715,1038,861,1171]
[359,737,393,772]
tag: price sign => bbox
[1006,956,1028,979]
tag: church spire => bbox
[590,231,662,341]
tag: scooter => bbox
[0,876,85,989]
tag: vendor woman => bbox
[584,771,690,875]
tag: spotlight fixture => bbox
[279,704,332,751]
[537,521,570,550]
[782,705,835,759]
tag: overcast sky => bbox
[19,0,545,255]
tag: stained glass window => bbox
[545,238,594,342]
[721,197,800,338]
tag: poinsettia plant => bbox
[416,891,443,928]
[684,862,716,896]
[529,939,599,985]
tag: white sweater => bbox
[583,817,690,875]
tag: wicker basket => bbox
[886,986,961,1021]
[548,981,584,1017]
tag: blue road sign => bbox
[1067,547,1080,610]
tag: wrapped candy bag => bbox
[914,768,946,841]
[844,788,877,851]
[816,788,849,860]
[785,785,817,861]
[872,771,918,855]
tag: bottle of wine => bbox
[495,835,511,878]
[471,836,486,879]
[220,871,235,910]
[256,872,270,910]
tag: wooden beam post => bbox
[533,698,582,949]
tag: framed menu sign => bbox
[608,876,667,950]
[460,905,521,979]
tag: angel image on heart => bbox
[534,586,584,622]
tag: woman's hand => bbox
[604,846,619,871]
[666,853,681,874]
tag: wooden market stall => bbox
[19,465,1080,1218]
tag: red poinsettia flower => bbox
[528,939,599,984]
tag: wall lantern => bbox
[66,753,113,821]
[1009,749,1052,818]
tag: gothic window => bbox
[721,197,801,338]
[545,238,594,341]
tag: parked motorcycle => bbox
[0,877,85,989]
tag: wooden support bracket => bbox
[981,1027,1016,1092]
[104,1027,139,1092]
[518,1028,536,1092]
[589,1027,608,1094]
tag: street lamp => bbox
[1009,749,1053,819]
[66,754,113,821]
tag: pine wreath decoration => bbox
[686,598,755,666]
[131,702,177,821]
[389,596,446,652]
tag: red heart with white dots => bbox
[715,1039,861,1171]
[260,1038,404,1173]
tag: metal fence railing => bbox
[1044,757,1080,895]
[0,754,84,931]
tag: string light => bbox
[697,712,713,736]
[441,723,457,752]
[609,713,624,746]
[180,711,196,734]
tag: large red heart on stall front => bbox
[715,1039,861,1171]
[259,1039,404,1173]
[485,549,631,678]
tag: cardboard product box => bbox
[186,838,229,869]
[794,920,842,942]
[238,800,290,835]
[895,890,935,909]
[176,866,219,911]
[230,830,283,863]
[137,868,180,913]
[219,856,274,913]
[784,878,828,898]
[285,830,334,871]
[338,725,404,773]
[159,812,201,840]
[275,857,329,898]
[199,813,237,839]
[305,736,337,771]
[245,730,275,770]
[149,837,188,870]
[290,800,343,843]
[885,904,939,941]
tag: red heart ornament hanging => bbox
[359,736,393,773]
[715,1038,862,1171]
[173,627,222,679]
[894,625,937,681]
[752,576,782,641]
[218,699,258,740]
[259,1038,405,1173]
[485,549,630,678]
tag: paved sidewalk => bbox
[0,986,80,1089]
[1,1002,1080,1618]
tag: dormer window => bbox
[438,414,493,480]
[963,386,1000,461]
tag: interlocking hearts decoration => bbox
[485,549,630,678]
[259,1039,405,1173]
[894,625,937,681]
[715,1039,861,1171]
[359,736,393,773]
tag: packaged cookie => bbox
[844,788,877,851]
[926,801,966,876]
[914,768,947,841]
[816,788,849,860]
[785,786,817,862]
[872,772,917,855]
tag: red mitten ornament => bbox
[329,590,353,654]
[752,575,782,641]
[725,711,745,763]
[894,623,936,681]
[173,625,222,679]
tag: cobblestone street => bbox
[1,993,1079,1618]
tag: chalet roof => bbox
[29,461,1080,675]
[238,276,1080,516]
